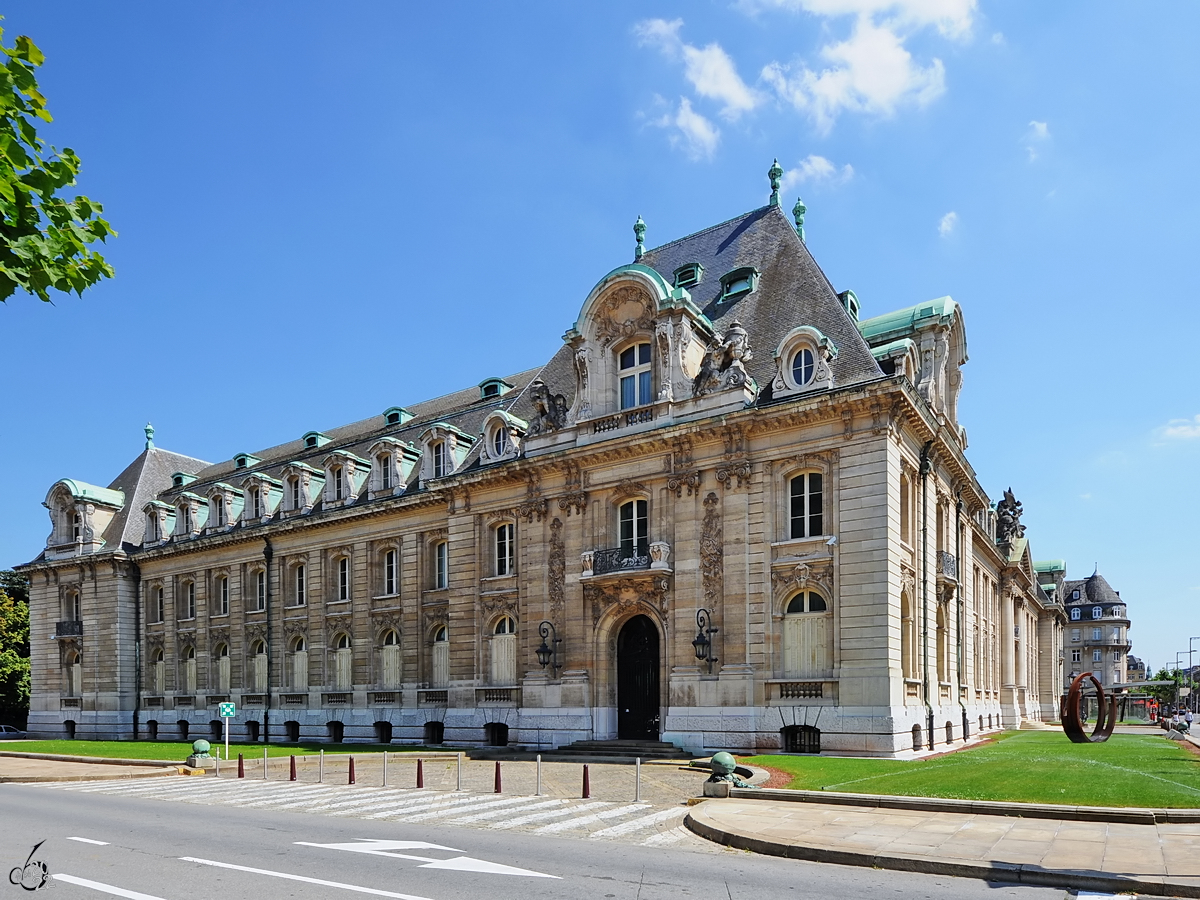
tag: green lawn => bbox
[3,741,444,761]
[744,731,1200,808]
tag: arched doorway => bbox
[617,615,660,740]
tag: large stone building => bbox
[19,166,1069,756]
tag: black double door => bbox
[617,615,660,740]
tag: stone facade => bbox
[19,180,1069,755]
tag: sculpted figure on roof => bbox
[995,487,1025,544]
[692,322,754,397]
[527,380,568,435]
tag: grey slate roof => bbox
[638,204,883,397]
[102,447,210,552]
[1064,573,1123,609]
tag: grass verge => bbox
[743,731,1200,808]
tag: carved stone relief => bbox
[527,380,569,436]
[557,460,587,515]
[692,322,755,398]
[548,518,565,615]
[586,576,671,626]
[517,470,548,523]
[594,286,656,349]
[771,558,834,601]
[700,492,724,610]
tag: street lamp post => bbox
[535,621,561,675]
[1175,652,1186,714]
[692,608,719,675]
[1189,637,1200,712]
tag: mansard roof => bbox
[101,447,210,552]
[636,204,883,395]
[1064,572,1123,608]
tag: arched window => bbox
[431,441,448,478]
[183,645,197,693]
[333,633,352,689]
[789,472,823,539]
[936,604,948,684]
[783,591,832,678]
[289,635,308,690]
[1070,608,1081,621]
[495,523,515,576]
[380,629,401,688]
[431,625,449,688]
[1092,606,1102,619]
[251,639,267,692]
[792,347,815,386]
[294,563,306,606]
[901,592,917,680]
[618,341,653,410]
[490,615,517,686]
[619,499,649,559]
[899,473,911,546]
[383,549,397,596]
[337,557,350,601]
[492,427,508,458]
[214,643,230,692]
[434,541,448,590]
[64,649,82,697]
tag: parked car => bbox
[0,724,28,739]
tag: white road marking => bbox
[418,856,559,878]
[534,803,650,833]
[66,837,110,845]
[449,798,564,824]
[641,826,689,847]
[364,793,500,819]
[295,841,559,879]
[273,789,411,812]
[589,806,687,837]
[179,856,435,899]
[391,795,532,822]
[238,787,344,808]
[488,801,609,829]
[53,873,166,899]
[297,840,462,853]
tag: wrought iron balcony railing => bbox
[591,544,650,576]
[936,551,958,580]
[54,620,83,639]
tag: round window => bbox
[792,348,815,385]
[492,427,508,457]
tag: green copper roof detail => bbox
[634,215,646,261]
[858,297,958,344]
[53,479,125,509]
[383,407,414,426]
[868,337,915,360]
[792,197,806,242]
[1034,559,1067,573]
[234,453,262,470]
[302,431,331,450]
[768,158,783,207]
[144,422,155,450]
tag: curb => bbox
[0,768,179,783]
[684,805,1199,898]
[0,751,180,768]
[716,785,1200,824]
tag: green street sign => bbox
[218,702,236,718]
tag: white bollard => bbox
[383,751,388,787]
[456,752,462,791]
[635,757,641,802]
[214,754,220,778]
[536,754,542,796]
[263,746,268,780]
[319,749,324,783]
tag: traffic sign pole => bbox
[224,717,229,763]
[218,702,237,764]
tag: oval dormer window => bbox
[792,348,815,386]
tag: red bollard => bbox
[416,758,424,788]
[582,764,590,799]
[348,756,356,785]
[237,753,244,779]
[494,760,502,794]
[289,755,297,782]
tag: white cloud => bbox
[778,154,855,194]
[740,0,976,40]
[938,210,957,236]
[1158,414,1200,441]
[1025,119,1050,160]
[990,31,1005,45]
[761,15,946,132]
[652,97,721,160]
[634,19,759,120]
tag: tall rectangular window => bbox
[333,467,344,501]
[290,477,301,510]
[432,442,447,478]
[619,342,653,410]
[1092,649,1102,662]
[435,541,448,589]
[184,582,195,619]
[338,557,350,601]
[295,564,306,606]
[384,549,397,595]
[216,576,229,616]
[789,472,824,538]
[155,587,164,623]
[496,523,515,576]
[1092,627,1102,641]
[380,455,392,490]
[250,488,262,519]
[255,570,266,611]
[619,500,649,558]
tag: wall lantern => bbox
[692,608,719,675]
[535,620,561,674]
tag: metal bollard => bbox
[635,757,641,802]
[382,751,388,787]
[582,764,590,799]
[319,749,324,783]
[214,754,220,778]
[237,753,244,778]
[348,756,356,785]
[456,753,462,791]
[536,754,542,796]
[494,761,502,794]
[263,747,268,780]
[417,758,424,788]
[290,755,297,782]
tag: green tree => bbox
[0,24,114,302]
[1146,666,1180,709]
[0,571,30,720]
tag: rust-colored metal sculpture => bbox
[1062,671,1118,743]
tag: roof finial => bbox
[768,158,783,206]
[633,215,646,261]
[144,422,155,450]
[792,196,807,242]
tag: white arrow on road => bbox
[296,839,560,879]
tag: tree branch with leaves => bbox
[0,25,114,302]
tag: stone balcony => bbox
[581,541,672,579]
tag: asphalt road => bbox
[1,783,1072,900]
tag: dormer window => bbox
[492,428,508,457]
[432,441,448,478]
[173,475,184,488]
[182,506,192,533]
[618,342,653,410]
[719,266,759,302]
[379,454,392,490]
[1070,607,1081,621]
[383,406,412,427]
[303,431,330,450]
[1092,606,1102,619]
[673,262,704,289]
[1072,589,1080,600]
[72,513,82,542]
[234,453,261,470]
[792,348,815,386]
[479,378,512,400]
[288,476,301,510]
[249,488,262,519]
[212,494,226,527]
[332,466,345,501]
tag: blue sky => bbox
[3,1,1198,673]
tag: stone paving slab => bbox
[0,756,177,782]
[687,798,1200,897]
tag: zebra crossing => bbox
[33,777,699,847]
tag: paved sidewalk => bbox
[0,755,175,782]
[688,798,1200,897]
